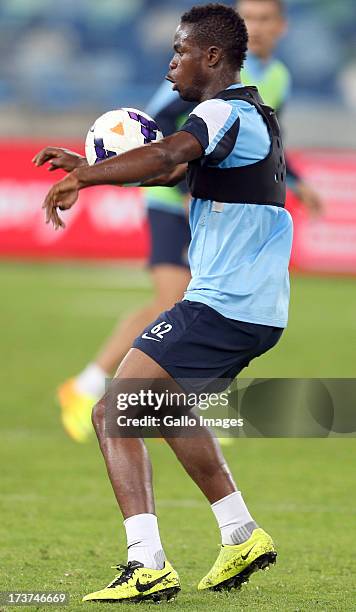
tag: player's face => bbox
[238,0,286,59]
[166,24,209,102]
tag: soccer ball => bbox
[85,108,163,166]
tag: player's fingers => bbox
[32,150,46,165]
[46,203,52,225]
[32,148,60,166]
[44,191,56,223]
[49,208,56,229]
[49,205,58,229]
[43,183,61,210]
[42,188,52,211]
[32,149,49,165]
[56,209,66,229]
[33,152,51,166]
[52,207,65,230]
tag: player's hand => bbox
[42,171,81,230]
[295,181,325,217]
[32,147,87,173]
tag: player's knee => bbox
[92,400,105,435]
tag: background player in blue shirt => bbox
[42,3,292,603]
[238,0,323,213]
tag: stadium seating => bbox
[0,0,355,110]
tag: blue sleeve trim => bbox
[179,115,209,152]
[205,106,239,156]
[204,117,240,166]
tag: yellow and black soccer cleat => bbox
[198,528,277,591]
[57,378,95,443]
[82,560,181,603]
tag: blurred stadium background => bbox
[1,0,356,267]
[1,1,356,610]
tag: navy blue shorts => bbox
[147,208,190,268]
[133,300,283,393]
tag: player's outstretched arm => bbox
[76,132,201,187]
[42,132,202,229]
[32,147,88,173]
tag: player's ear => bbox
[207,46,223,67]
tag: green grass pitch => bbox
[1,262,356,611]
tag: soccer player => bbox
[42,3,292,603]
[238,0,323,213]
[34,0,321,446]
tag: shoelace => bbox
[107,561,142,589]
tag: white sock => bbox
[75,363,108,398]
[211,491,258,545]
[124,513,165,570]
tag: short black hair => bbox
[181,3,248,71]
[237,0,286,17]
